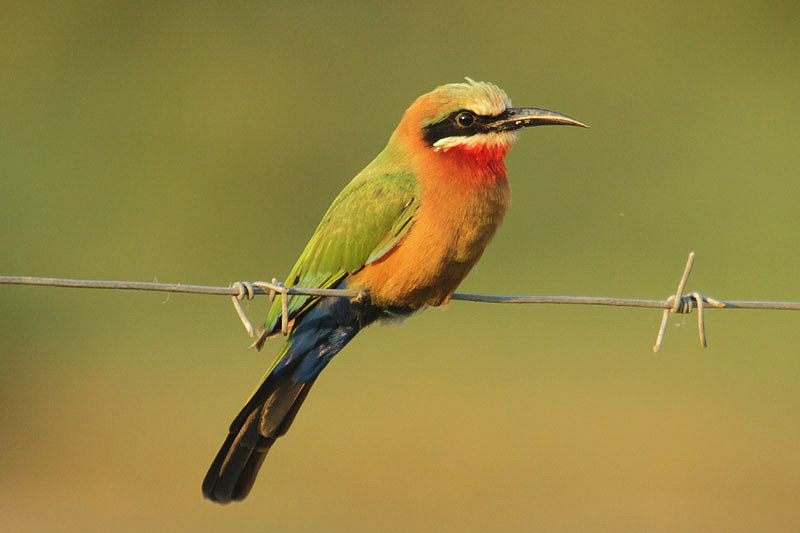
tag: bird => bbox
[202,78,587,503]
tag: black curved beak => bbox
[490,107,589,131]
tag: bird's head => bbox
[395,78,587,176]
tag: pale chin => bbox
[432,131,518,152]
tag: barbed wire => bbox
[2,253,798,351]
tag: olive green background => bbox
[2,2,799,531]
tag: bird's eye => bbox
[455,111,475,128]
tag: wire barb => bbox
[652,252,725,352]
[268,278,291,335]
[231,282,257,337]
[230,280,292,338]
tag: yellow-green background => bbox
[2,2,799,531]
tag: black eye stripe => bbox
[422,109,509,146]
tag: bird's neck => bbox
[440,144,509,183]
[386,126,510,187]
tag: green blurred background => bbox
[2,1,799,531]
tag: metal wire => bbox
[2,252,799,350]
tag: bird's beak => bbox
[490,107,589,131]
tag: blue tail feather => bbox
[203,283,391,503]
[271,285,368,381]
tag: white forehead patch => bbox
[436,78,511,117]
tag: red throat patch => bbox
[445,143,510,180]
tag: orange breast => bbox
[350,157,511,308]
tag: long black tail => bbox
[201,373,317,503]
[202,289,399,503]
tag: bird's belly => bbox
[351,181,510,308]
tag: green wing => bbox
[261,169,419,336]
